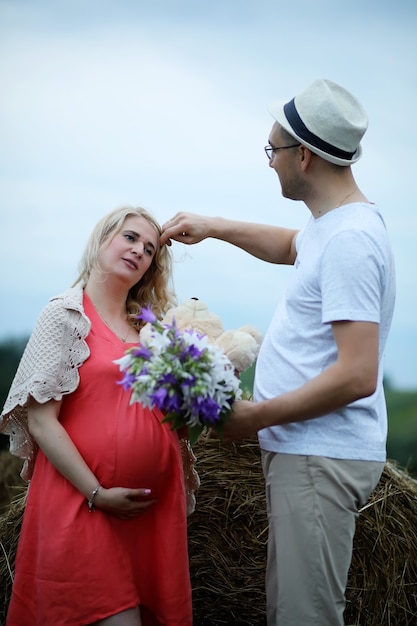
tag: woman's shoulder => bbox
[48,284,85,311]
[38,284,87,322]
[31,285,90,349]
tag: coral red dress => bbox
[7,295,192,626]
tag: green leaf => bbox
[188,424,204,447]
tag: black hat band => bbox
[283,99,356,161]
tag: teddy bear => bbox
[140,297,263,373]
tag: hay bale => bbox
[1,440,417,625]
[188,436,417,626]
[346,463,417,625]
[0,449,26,624]
[0,450,25,516]
[188,437,267,626]
[0,490,26,625]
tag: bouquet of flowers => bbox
[115,306,242,445]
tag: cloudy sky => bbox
[0,0,416,389]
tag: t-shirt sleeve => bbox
[320,230,384,324]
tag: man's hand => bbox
[215,400,261,443]
[161,212,213,246]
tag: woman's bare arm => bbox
[28,397,156,518]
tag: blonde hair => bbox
[74,206,176,328]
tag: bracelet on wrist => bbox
[87,484,101,512]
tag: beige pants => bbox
[261,452,384,626]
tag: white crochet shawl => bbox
[0,284,91,480]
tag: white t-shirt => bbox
[255,202,395,462]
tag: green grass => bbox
[386,389,417,436]
[386,389,417,476]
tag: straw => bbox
[1,440,417,625]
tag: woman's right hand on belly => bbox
[94,486,157,520]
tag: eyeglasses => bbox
[264,143,300,160]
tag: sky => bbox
[0,0,416,390]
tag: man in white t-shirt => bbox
[161,78,395,626]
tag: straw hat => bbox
[268,78,368,166]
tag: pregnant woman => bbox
[1,206,193,626]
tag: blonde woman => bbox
[1,206,193,626]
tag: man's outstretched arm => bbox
[161,211,299,265]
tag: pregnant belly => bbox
[112,415,174,495]
[63,405,177,498]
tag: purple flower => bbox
[151,387,181,413]
[185,328,206,340]
[161,372,178,386]
[165,393,182,413]
[182,344,204,360]
[181,376,196,389]
[194,397,221,426]
[117,372,137,391]
[136,306,157,324]
[166,319,182,337]
[150,387,169,409]
[131,346,153,360]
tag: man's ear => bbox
[299,145,314,171]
